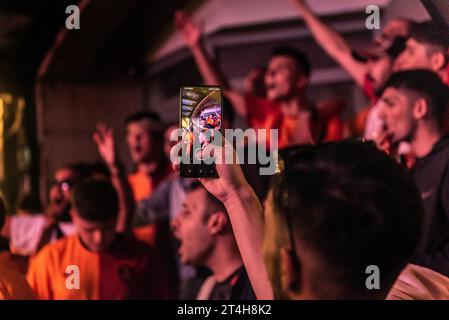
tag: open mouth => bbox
[134,145,142,154]
[53,197,64,206]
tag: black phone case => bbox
[179,86,222,179]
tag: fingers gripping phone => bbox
[179,86,222,178]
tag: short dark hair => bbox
[380,69,449,129]
[72,179,119,223]
[271,46,312,78]
[411,21,449,51]
[60,162,94,181]
[273,141,423,298]
[125,111,161,127]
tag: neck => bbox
[410,123,441,158]
[279,94,308,116]
[205,238,243,283]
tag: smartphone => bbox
[179,86,222,178]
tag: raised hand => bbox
[170,138,251,204]
[289,0,307,8]
[93,123,118,168]
[174,10,202,48]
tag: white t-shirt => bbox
[10,214,75,256]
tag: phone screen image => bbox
[179,86,222,178]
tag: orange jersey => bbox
[245,94,343,148]
[127,165,172,202]
[27,234,173,300]
[0,252,35,300]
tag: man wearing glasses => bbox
[6,163,88,256]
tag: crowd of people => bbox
[2,0,449,300]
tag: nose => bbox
[93,230,103,244]
[378,105,387,122]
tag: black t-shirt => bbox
[411,135,449,276]
[208,267,256,300]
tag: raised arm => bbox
[289,0,367,87]
[93,124,135,233]
[175,10,248,117]
[171,140,274,299]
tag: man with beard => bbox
[378,70,449,276]
[5,163,88,256]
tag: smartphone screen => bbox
[179,86,222,178]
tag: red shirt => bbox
[244,94,343,148]
[27,234,174,300]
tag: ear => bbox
[280,247,302,298]
[206,212,228,235]
[412,97,428,121]
[431,51,447,71]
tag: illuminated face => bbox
[367,56,393,91]
[378,87,416,144]
[171,188,214,266]
[72,214,116,252]
[126,120,155,164]
[395,39,434,71]
[265,55,306,101]
[49,168,78,217]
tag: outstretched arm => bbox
[175,10,248,117]
[93,124,135,233]
[289,0,367,87]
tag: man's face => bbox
[367,56,393,91]
[49,168,78,216]
[378,87,416,144]
[171,188,214,266]
[72,212,116,252]
[395,39,434,71]
[265,55,305,101]
[126,121,154,164]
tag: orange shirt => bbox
[128,172,153,203]
[27,234,173,300]
[128,166,173,247]
[0,252,35,300]
[245,94,343,148]
[127,165,172,202]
